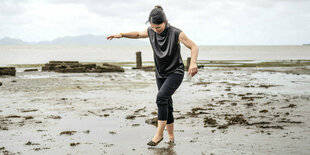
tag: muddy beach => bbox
[0,65,310,154]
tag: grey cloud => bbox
[1,0,309,44]
[0,1,26,16]
[47,0,153,23]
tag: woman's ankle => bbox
[154,133,164,139]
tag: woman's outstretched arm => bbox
[179,32,199,77]
[106,28,148,40]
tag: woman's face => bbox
[150,22,166,34]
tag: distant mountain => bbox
[0,37,28,45]
[0,34,149,45]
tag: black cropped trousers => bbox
[156,73,184,124]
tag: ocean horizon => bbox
[0,45,310,66]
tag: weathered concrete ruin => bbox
[0,67,16,76]
[42,61,124,73]
[24,69,38,72]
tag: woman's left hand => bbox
[188,63,198,77]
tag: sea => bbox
[0,45,310,66]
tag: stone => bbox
[0,81,2,86]
[145,117,158,127]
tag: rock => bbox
[24,69,38,72]
[145,117,158,127]
[0,67,16,76]
[42,61,124,73]
[0,81,2,86]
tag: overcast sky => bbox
[0,0,309,45]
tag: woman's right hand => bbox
[106,34,122,40]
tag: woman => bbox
[107,5,198,146]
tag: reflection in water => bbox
[148,142,177,155]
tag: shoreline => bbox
[2,59,310,68]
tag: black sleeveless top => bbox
[147,23,184,78]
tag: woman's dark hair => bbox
[147,5,167,24]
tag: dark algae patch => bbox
[60,131,76,136]
[225,115,248,125]
[70,142,80,147]
[281,104,297,108]
[125,115,136,120]
[203,117,217,127]
[47,115,62,119]
[259,109,269,113]
[5,115,21,118]
[25,141,40,145]
[20,109,38,113]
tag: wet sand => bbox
[0,66,310,154]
